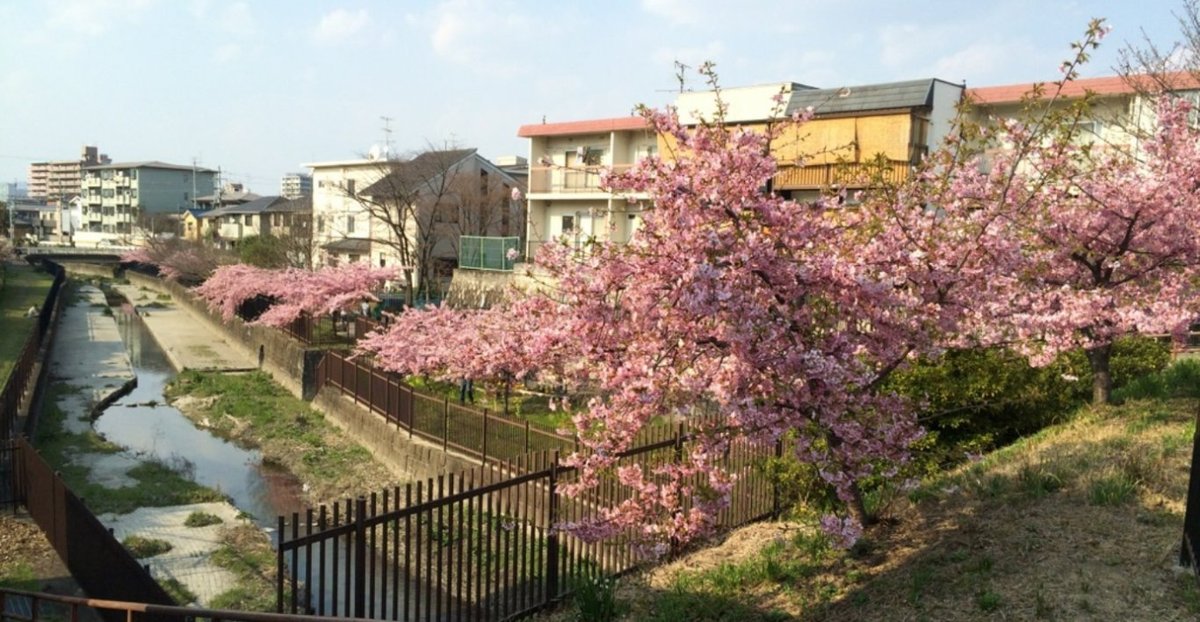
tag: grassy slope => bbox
[0,263,53,383]
[602,397,1200,622]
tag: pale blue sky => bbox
[0,0,1187,192]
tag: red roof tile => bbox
[968,72,1200,105]
[518,116,651,137]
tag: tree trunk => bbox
[1086,342,1113,404]
[846,484,876,528]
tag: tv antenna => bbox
[380,115,394,156]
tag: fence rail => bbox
[278,436,777,621]
[458,237,520,272]
[0,261,65,442]
[318,351,573,466]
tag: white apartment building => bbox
[280,172,313,200]
[517,116,656,259]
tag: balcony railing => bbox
[773,161,912,190]
[527,164,633,193]
[459,235,520,271]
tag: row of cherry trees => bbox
[356,23,1200,549]
[162,22,1200,551]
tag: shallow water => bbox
[93,302,307,524]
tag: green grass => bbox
[165,370,391,502]
[0,562,40,591]
[208,524,279,611]
[406,376,572,431]
[122,535,173,558]
[0,264,54,384]
[184,511,224,527]
[160,577,197,606]
[35,384,226,514]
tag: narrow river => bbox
[94,299,308,526]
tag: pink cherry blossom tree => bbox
[359,65,927,548]
[195,262,398,327]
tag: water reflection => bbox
[94,303,307,523]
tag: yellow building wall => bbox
[656,113,914,167]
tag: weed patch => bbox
[122,535,172,558]
[185,511,224,528]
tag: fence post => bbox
[674,423,685,462]
[354,496,367,618]
[546,452,560,603]
[1181,403,1200,568]
[407,386,414,439]
[482,410,489,465]
[524,420,530,454]
[772,438,784,517]
[443,397,449,453]
[276,515,286,612]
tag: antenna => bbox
[655,60,691,95]
[380,116,394,157]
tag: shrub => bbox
[184,511,224,528]
[572,572,622,622]
[123,535,173,558]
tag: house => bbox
[78,160,216,245]
[197,195,311,250]
[516,79,962,260]
[195,182,261,209]
[518,117,657,259]
[966,72,1200,158]
[672,79,964,201]
[7,198,60,243]
[307,149,523,294]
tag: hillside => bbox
[588,396,1200,621]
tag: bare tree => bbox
[330,145,519,303]
[440,166,527,263]
[1118,1,1200,96]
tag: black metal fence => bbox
[277,431,777,620]
[0,261,65,441]
[6,438,178,619]
[318,351,572,466]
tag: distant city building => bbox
[28,146,110,203]
[78,161,216,243]
[1,181,28,203]
[280,172,313,200]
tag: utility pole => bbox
[191,157,198,211]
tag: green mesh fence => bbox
[459,236,520,271]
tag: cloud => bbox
[426,0,533,73]
[45,0,155,36]
[313,8,369,43]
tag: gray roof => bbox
[322,238,371,253]
[360,149,478,198]
[787,79,952,116]
[272,195,312,213]
[196,190,261,204]
[83,160,217,173]
[200,196,288,218]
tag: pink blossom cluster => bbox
[194,262,398,326]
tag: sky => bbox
[0,0,1190,193]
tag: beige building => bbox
[518,117,656,259]
[28,146,109,203]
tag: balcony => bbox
[773,161,912,191]
[527,164,632,194]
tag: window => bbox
[130,170,137,180]
[379,256,386,267]
[635,145,658,162]
[348,254,360,263]
[346,179,356,196]
[102,189,114,198]
[101,170,113,180]
[317,216,325,233]
[346,215,355,233]
[132,189,138,199]
[184,192,189,201]
[562,214,575,233]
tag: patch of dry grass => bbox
[588,398,1200,622]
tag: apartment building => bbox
[306,150,522,285]
[967,73,1200,157]
[673,79,964,201]
[518,117,657,259]
[78,161,216,243]
[280,173,313,200]
[28,146,109,203]
[192,195,312,250]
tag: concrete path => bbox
[111,283,254,372]
[44,285,242,605]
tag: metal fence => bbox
[5,438,178,620]
[318,351,573,466]
[458,237,520,272]
[1,261,65,442]
[277,434,777,621]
